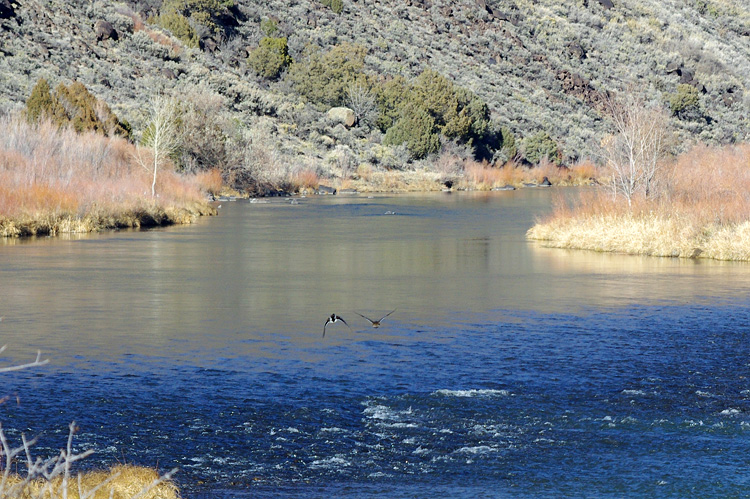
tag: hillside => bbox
[0,0,748,191]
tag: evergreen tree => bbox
[24,78,57,123]
[383,102,440,159]
[248,37,292,79]
[288,43,368,107]
[523,131,559,165]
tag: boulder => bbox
[94,20,117,42]
[160,68,177,80]
[316,184,337,195]
[201,37,218,53]
[666,62,681,74]
[678,68,694,84]
[666,65,705,92]
[327,107,356,127]
[721,88,740,107]
[556,70,605,108]
[568,41,586,60]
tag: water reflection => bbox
[529,243,750,308]
[1,190,750,362]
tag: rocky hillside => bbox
[0,0,748,185]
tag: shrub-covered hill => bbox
[0,0,748,190]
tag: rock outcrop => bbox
[94,20,117,42]
[327,107,356,127]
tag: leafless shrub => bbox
[227,120,297,192]
[326,145,357,179]
[178,88,238,174]
[598,91,673,205]
[134,96,181,198]
[344,83,377,129]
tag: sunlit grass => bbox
[4,465,180,499]
[459,159,598,190]
[347,169,445,192]
[528,144,750,260]
[0,116,216,237]
[290,168,320,194]
[331,156,601,193]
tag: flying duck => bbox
[354,309,396,328]
[323,314,351,337]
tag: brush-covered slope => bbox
[0,0,747,179]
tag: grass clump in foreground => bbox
[1,348,181,499]
[3,465,180,499]
[0,116,218,237]
[527,144,750,261]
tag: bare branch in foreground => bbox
[1,346,180,498]
[0,347,50,373]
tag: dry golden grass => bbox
[348,169,445,193]
[459,160,598,190]
[461,161,512,189]
[528,144,750,261]
[331,156,601,194]
[0,117,216,237]
[4,465,180,499]
[191,168,224,197]
[290,168,320,193]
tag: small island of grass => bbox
[527,96,750,261]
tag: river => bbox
[2,189,750,497]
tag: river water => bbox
[2,190,750,497]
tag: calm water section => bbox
[2,190,750,498]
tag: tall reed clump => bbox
[0,116,216,237]
[528,144,750,261]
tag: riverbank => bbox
[0,117,219,238]
[308,159,597,194]
[527,144,750,261]
[0,111,594,238]
[0,201,217,237]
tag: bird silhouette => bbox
[323,314,351,337]
[355,309,396,328]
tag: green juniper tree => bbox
[248,37,292,79]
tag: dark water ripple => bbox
[2,303,750,497]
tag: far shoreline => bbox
[0,172,568,239]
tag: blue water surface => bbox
[3,303,750,498]
[1,192,750,498]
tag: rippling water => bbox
[2,190,750,497]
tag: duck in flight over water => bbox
[323,314,351,337]
[355,309,396,328]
